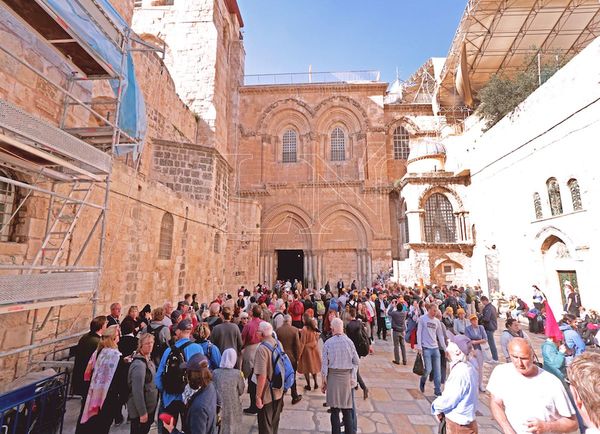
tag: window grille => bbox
[213,232,221,253]
[282,130,297,163]
[423,193,456,243]
[0,170,16,242]
[330,127,346,161]
[158,212,174,259]
[533,192,543,220]
[547,178,563,216]
[568,179,582,211]
[393,126,410,160]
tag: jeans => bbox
[130,410,155,434]
[392,330,407,364]
[331,404,355,434]
[377,316,387,340]
[420,347,441,395]
[485,330,499,361]
[157,400,184,434]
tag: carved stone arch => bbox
[535,226,578,260]
[317,204,372,248]
[314,95,370,132]
[261,204,315,251]
[418,186,464,211]
[386,116,421,136]
[257,98,314,133]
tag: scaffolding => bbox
[0,0,161,373]
[436,0,600,109]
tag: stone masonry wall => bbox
[0,0,243,384]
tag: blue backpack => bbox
[260,339,295,393]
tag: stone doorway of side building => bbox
[557,270,578,308]
[277,250,304,284]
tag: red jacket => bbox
[289,300,305,322]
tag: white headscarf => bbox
[220,348,237,369]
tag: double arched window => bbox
[330,127,346,161]
[547,178,563,216]
[282,129,297,163]
[393,126,410,160]
[533,192,543,220]
[423,193,456,243]
[158,212,174,259]
[568,179,582,211]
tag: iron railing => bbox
[244,70,381,86]
[0,372,69,434]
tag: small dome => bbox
[407,138,446,163]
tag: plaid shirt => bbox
[321,333,359,379]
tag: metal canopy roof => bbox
[437,0,600,108]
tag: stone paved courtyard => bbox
[64,328,549,433]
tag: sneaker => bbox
[243,407,258,415]
[292,395,303,405]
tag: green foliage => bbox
[476,54,565,130]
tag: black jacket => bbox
[72,332,100,396]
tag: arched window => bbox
[158,212,174,259]
[424,193,456,243]
[568,179,582,211]
[393,126,410,160]
[547,178,563,216]
[282,130,297,163]
[330,127,346,161]
[0,169,17,242]
[213,232,221,254]
[533,192,543,220]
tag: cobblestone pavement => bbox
[64,328,552,434]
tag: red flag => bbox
[544,300,563,342]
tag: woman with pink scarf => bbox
[76,325,128,434]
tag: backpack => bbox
[355,321,371,357]
[290,301,303,316]
[150,325,167,366]
[161,341,192,395]
[316,300,326,315]
[260,339,295,393]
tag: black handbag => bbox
[412,353,425,376]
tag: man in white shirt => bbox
[567,352,600,434]
[487,338,576,434]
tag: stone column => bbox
[356,250,363,289]
[268,253,274,286]
[361,249,368,288]
[366,252,373,287]
[312,254,318,289]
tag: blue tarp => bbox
[44,0,147,156]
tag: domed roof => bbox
[407,138,446,163]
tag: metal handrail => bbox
[0,372,69,434]
[244,70,381,86]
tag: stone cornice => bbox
[241,82,388,95]
[238,189,271,197]
[408,242,474,256]
[397,171,471,188]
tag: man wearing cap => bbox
[431,335,479,434]
[154,318,204,434]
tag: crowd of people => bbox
[69,278,600,434]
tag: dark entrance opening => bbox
[277,250,304,283]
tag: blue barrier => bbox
[0,372,68,434]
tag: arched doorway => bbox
[541,235,578,310]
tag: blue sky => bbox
[237,1,466,84]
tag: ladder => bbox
[28,181,95,271]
